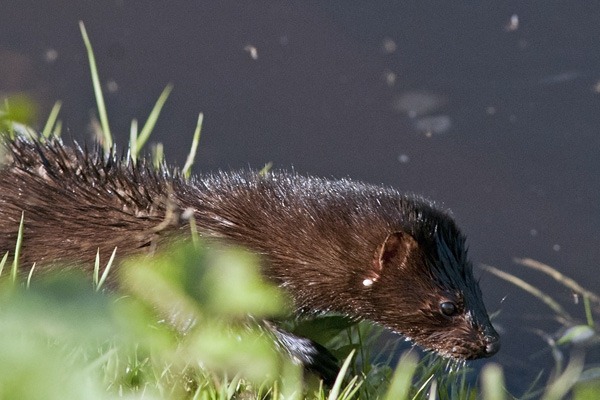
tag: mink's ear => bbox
[363,231,418,287]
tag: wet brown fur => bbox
[0,137,499,360]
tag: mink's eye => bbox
[439,301,458,317]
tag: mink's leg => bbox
[268,324,340,386]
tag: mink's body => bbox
[0,138,499,374]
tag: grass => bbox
[1,20,599,399]
[482,260,600,399]
[79,21,112,150]
[182,113,204,178]
[94,247,118,291]
[41,100,62,137]
[10,211,25,283]
[0,242,292,400]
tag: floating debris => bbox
[381,37,397,54]
[44,48,58,63]
[244,45,258,60]
[397,154,410,164]
[382,70,396,86]
[504,14,519,32]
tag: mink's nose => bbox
[483,335,500,357]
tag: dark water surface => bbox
[2,1,600,395]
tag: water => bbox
[2,1,600,395]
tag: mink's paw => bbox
[270,325,340,386]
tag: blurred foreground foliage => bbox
[0,94,39,133]
[0,242,302,399]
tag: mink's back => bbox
[0,139,178,266]
[0,137,455,280]
[187,171,458,286]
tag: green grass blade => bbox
[11,211,25,283]
[52,119,63,137]
[481,263,572,323]
[584,295,595,328]
[93,248,100,287]
[79,21,112,151]
[135,84,173,155]
[515,258,600,304]
[182,112,203,178]
[129,118,138,165]
[96,247,117,291]
[383,351,418,400]
[0,251,9,277]
[188,212,200,247]
[481,363,506,400]
[42,101,62,138]
[152,143,164,170]
[1,99,15,139]
[26,263,36,288]
[339,376,362,400]
[328,349,355,400]
[541,354,584,400]
[258,162,273,177]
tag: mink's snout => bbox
[482,329,501,357]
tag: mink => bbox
[0,137,499,382]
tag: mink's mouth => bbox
[484,337,500,357]
[412,326,501,360]
[436,334,501,360]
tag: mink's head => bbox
[357,214,500,360]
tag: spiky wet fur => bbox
[0,137,499,361]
